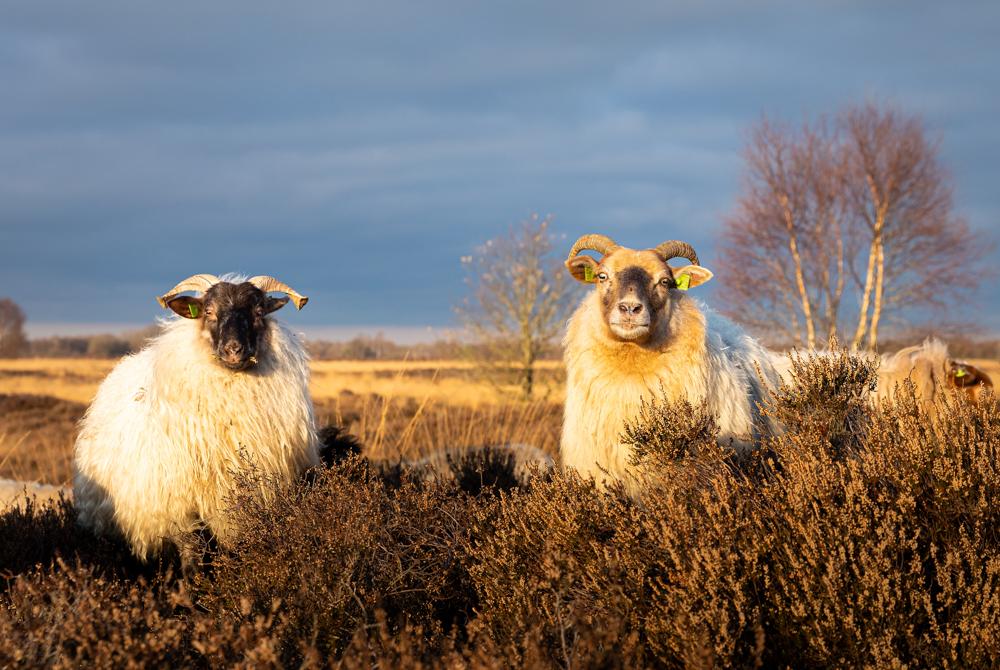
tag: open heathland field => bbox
[0,358,565,486]
[0,352,999,667]
[0,357,565,408]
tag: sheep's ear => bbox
[566,255,600,283]
[166,296,204,319]
[262,296,290,314]
[671,264,714,290]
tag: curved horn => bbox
[248,276,309,310]
[566,234,619,261]
[156,274,221,308]
[653,240,699,266]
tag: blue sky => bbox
[2,1,998,340]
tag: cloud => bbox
[1,0,998,332]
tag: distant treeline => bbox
[25,329,563,361]
[21,328,1000,361]
[27,327,160,359]
[307,334,467,361]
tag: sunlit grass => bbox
[0,357,565,406]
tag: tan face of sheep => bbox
[948,360,994,403]
[565,234,713,344]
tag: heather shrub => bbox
[1,345,998,667]
[466,453,763,667]
[0,562,192,668]
[191,458,480,661]
[766,347,878,461]
[466,471,627,665]
[757,351,1000,667]
[0,561,295,669]
[622,392,721,465]
[0,496,148,583]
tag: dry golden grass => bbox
[0,353,994,488]
[0,359,116,404]
[0,358,564,486]
[0,394,87,487]
[311,359,564,406]
[0,358,564,407]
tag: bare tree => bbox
[718,102,986,351]
[456,214,577,400]
[0,298,27,358]
[842,103,983,350]
[718,117,850,347]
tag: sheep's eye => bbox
[660,277,672,286]
[597,272,608,281]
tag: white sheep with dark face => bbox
[560,234,779,493]
[73,274,318,560]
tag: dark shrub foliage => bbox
[755,363,1000,667]
[0,561,295,668]
[0,496,148,583]
[467,452,765,667]
[767,347,878,461]
[622,392,721,466]
[1,347,999,667]
[189,459,481,661]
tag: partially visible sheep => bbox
[769,339,994,414]
[74,274,317,560]
[318,425,553,494]
[560,234,779,493]
[398,443,554,493]
[876,339,994,411]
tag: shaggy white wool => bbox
[73,316,318,560]
[875,339,950,408]
[561,291,777,493]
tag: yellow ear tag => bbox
[955,368,967,378]
[675,274,690,291]
[188,304,200,318]
[584,265,595,282]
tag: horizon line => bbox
[24,322,456,345]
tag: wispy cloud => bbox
[1,0,997,331]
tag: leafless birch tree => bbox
[842,103,981,350]
[718,117,850,348]
[718,103,985,350]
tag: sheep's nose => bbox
[617,301,643,315]
[223,341,244,357]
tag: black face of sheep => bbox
[166,282,289,371]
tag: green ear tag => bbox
[675,274,691,291]
[188,304,200,318]
[955,368,967,378]
[584,265,595,282]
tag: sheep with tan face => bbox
[561,234,779,493]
